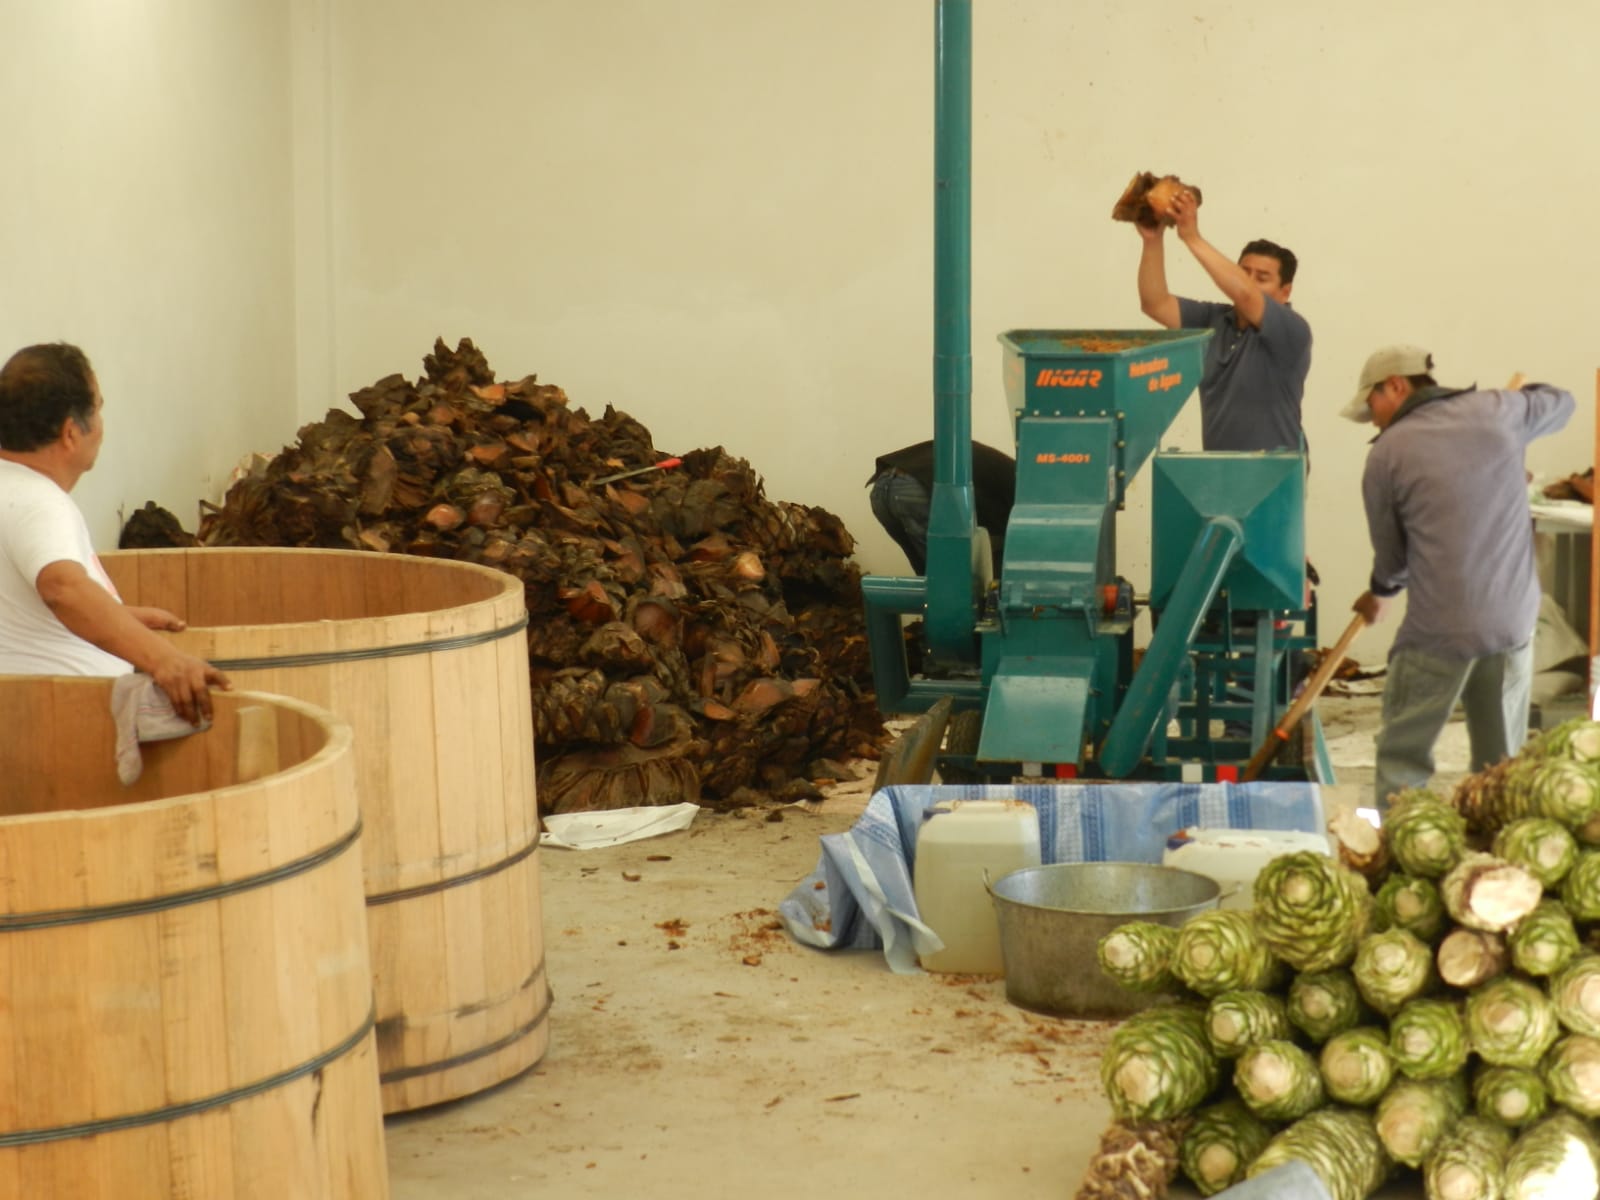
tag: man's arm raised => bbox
[1169,190,1266,328]
[1136,222,1181,329]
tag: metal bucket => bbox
[988,862,1221,1018]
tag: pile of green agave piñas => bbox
[1076,718,1600,1200]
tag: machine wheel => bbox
[937,709,985,784]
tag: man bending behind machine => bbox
[1343,345,1573,813]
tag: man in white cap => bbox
[1344,345,1573,811]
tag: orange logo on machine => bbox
[1035,368,1103,388]
[1034,452,1092,464]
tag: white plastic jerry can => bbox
[1161,827,1332,910]
[913,799,1042,974]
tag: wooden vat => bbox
[0,678,387,1199]
[101,548,549,1114]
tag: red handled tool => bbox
[591,457,682,486]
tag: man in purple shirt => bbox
[1344,344,1574,811]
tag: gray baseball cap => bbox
[1343,344,1434,422]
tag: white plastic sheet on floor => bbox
[541,802,700,849]
[778,782,1324,974]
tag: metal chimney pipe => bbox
[925,0,979,661]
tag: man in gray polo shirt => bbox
[1134,188,1311,454]
[1344,345,1573,812]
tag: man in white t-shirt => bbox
[0,342,228,724]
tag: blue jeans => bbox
[1374,640,1533,810]
[869,470,931,575]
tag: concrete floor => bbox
[381,692,1472,1200]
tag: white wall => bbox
[319,0,1600,664]
[8,1,1596,669]
[0,1,298,543]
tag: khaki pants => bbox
[1373,639,1533,811]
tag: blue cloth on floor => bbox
[777,781,1324,974]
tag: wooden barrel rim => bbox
[365,828,539,907]
[376,963,551,1086]
[0,1007,376,1149]
[207,612,529,672]
[0,820,363,931]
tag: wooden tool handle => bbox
[1241,612,1368,782]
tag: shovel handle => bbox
[1241,612,1368,782]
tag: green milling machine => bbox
[862,2,1333,785]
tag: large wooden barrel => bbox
[102,548,549,1114]
[0,678,387,1199]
